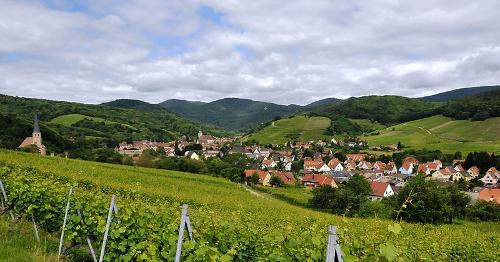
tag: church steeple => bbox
[33,113,40,133]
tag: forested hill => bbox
[160,98,303,131]
[101,99,169,112]
[441,90,500,121]
[0,95,225,154]
[311,95,439,126]
[421,85,500,102]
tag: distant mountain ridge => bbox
[420,85,500,102]
[100,84,500,132]
[159,98,303,131]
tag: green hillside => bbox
[0,95,224,154]
[160,98,303,131]
[245,115,333,144]
[0,150,498,260]
[312,95,439,125]
[421,85,500,102]
[364,115,500,154]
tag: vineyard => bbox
[0,150,499,261]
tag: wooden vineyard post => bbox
[0,178,15,221]
[175,204,194,262]
[58,187,74,257]
[99,195,119,262]
[326,225,344,262]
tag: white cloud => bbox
[1,0,500,105]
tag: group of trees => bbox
[463,152,499,174]
[310,174,372,216]
[441,90,500,121]
[135,151,259,183]
[310,174,499,224]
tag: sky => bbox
[1,0,500,105]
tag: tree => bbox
[247,173,260,185]
[345,174,371,196]
[310,174,370,216]
[310,185,337,209]
[220,167,243,182]
[447,185,470,221]
[466,201,500,222]
[393,175,455,224]
[270,175,284,187]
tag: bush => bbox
[466,201,500,222]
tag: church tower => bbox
[19,113,46,155]
[32,113,42,147]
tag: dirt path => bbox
[417,126,432,135]
[240,184,266,198]
[429,121,453,131]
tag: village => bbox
[18,114,500,205]
[113,130,500,204]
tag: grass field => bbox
[245,115,334,144]
[364,115,500,154]
[350,119,386,132]
[252,185,313,207]
[0,215,60,262]
[50,113,137,130]
[0,150,499,260]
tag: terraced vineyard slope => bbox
[364,115,500,154]
[0,150,499,261]
[245,115,333,144]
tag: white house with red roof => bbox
[369,181,394,200]
[384,162,397,174]
[399,161,414,175]
[480,173,498,185]
[357,161,373,170]
[261,159,277,170]
[327,158,344,172]
[467,166,480,178]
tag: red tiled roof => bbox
[304,160,324,169]
[346,154,366,162]
[479,188,500,204]
[370,181,391,197]
[302,174,337,187]
[403,156,419,164]
[401,161,412,170]
[244,170,269,181]
[272,171,296,185]
[328,158,341,168]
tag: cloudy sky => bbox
[1,0,500,105]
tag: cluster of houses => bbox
[246,149,500,202]
[116,131,236,160]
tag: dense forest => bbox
[441,90,500,120]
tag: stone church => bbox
[19,114,46,155]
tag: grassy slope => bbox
[0,215,60,261]
[364,115,500,154]
[245,115,333,144]
[50,113,137,130]
[0,150,499,260]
